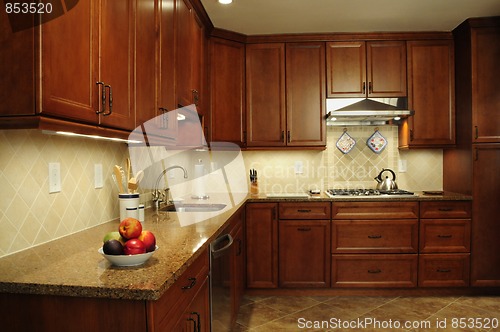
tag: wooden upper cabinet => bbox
[326,41,366,97]
[0,13,35,116]
[285,42,326,147]
[135,0,159,127]
[41,0,135,130]
[176,0,205,111]
[246,43,286,147]
[367,41,407,97]
[209,38,246,146]
[245,42,325,148]
[41,0,98,124]
[400,40,455,148]
[326,41,406,98]
[471,26,500,143]
[98,0,135,130]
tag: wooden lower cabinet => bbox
[419,254,470,287]
[0,293,147,332]
[332,254,418,288]
[171,277,210,332]
[332,219,418,254]
[148,249,210,331]
[419,201,472,287]
[245,203,278,288]
[279,220,330,288]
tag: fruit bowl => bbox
[98,246,159,267]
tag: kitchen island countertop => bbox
[0,191,471,302]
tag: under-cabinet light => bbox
[218,0,232,4]
[42,130,143,144]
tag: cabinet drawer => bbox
[148,249,209,330]
[331,254,418,288]
[418,254,470,287]
[420,201,471,219]
[420,219,471,253]
[279,202,331,219]
[332,220,418,253]
[332,202,418,219]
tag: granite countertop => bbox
[0,195,246,302]
[248,191,472,202]
[0,190,471,302]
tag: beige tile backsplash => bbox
[0,126,442,257]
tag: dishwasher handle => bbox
[211,234,234,259]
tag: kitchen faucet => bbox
[152,165,188,209]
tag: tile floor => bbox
[234,295,500,331]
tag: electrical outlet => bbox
[48,162,61,193]
[94,164,103,189]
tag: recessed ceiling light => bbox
[218,0,232,4]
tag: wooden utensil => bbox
[114,165,124,193]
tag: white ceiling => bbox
[200,0,500,35]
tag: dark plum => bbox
[103,239,124,255]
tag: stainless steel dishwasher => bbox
[210,233,233,331]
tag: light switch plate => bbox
[294,161,303,174]
[398,159,407,173]
[48,162,61,193]
[94,164,103,189]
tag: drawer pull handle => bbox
[368,235,382,239]
[438,207,453,212]
[297,209,312,213]
[182,277,197,289]
[297,227,311,232]
[437,234,452,238]
[368,269,382,274]
[437,269,451,273]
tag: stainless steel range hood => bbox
[326,98,414,126]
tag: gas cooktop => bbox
[325,188,415,198]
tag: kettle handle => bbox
[381,168,396,180]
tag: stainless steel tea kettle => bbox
[375,168,398,190]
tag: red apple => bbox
[138,231,156,252]
[123,239,146,255]
[119,218,142,240]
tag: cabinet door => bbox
[286,42,326,147]
[402,40,455,147]
[151,0,178,142]
[99,0,135,130]
[326,41,366,97]
[471,144,500,286]
[172,277,210,332]
[279,220,330,288]
[471,26,500,142]
[41,0,99,123]
[231,219,245,326]
[135,0,158,127]
[367,41,407,97]
[0,21,35,116]
[246,43,286,147]
[175,0,191,107]
[209,38,245,146]
[245,203,278,288]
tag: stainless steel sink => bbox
[160,203,227,212]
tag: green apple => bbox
[103,231,125,245]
